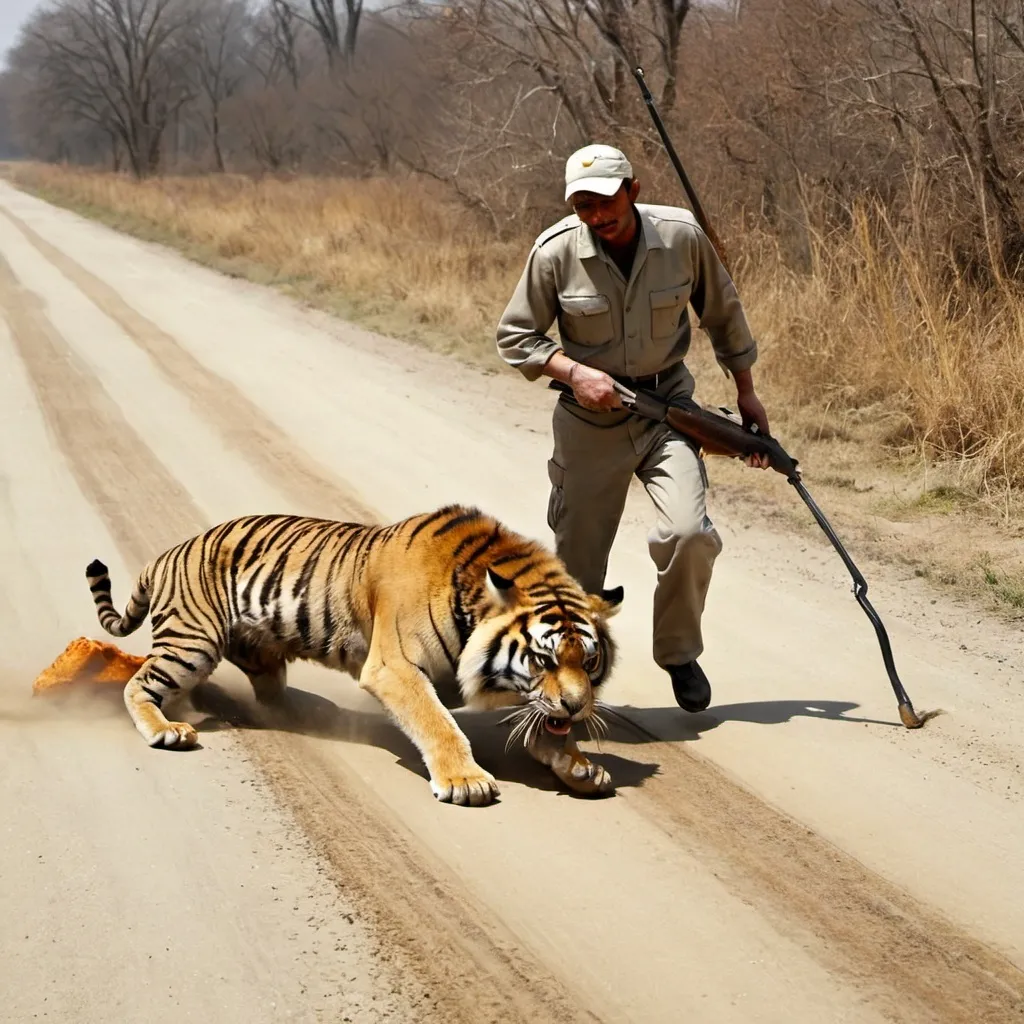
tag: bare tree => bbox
[241,1,308,88]
[650,0,691,111]
[842,0,1024,272]
[275,1,365,70]
[231,82,309,168]
[378,0,698,231]
[268,0,303,85]
[584,0,693,114]
[691,1,878,260]
[14,0,196,178]
[189,0,250,170]
[340,0,366,64]
[0,73,23,158]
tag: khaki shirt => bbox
[495,203,757,385]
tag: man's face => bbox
[569,179,641,247]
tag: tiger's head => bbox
[458,564,623,745]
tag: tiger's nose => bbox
[561,696,585,716]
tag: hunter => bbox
[495,143,771,712]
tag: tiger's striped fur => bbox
[86,505,623,805]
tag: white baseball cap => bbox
[564,144,634,201]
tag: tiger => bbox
[84,504,624,806]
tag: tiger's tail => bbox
[85,559,151,638]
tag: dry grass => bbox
[3,161,1023,617]
[0,163,528,357]
[747,204,1024,492]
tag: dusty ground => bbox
[0,180,1022,1024]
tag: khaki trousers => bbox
[546,384,723,668]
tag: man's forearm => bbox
[541,350,579,385]
[541,350,623,411]
[733,367,757,397]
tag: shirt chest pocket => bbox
[649,283,689,340]
[558,293,614,346]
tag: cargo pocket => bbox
[559,293,613,346]
[649,283,689,339]
[546,457,566,531]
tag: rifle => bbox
[545,68,933,730]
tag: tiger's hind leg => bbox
[225,634,288,705]
[124,643,219,749]
[526,728,614,797]
[248,663,287,705]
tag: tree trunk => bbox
[344,2,361,69]
[656,0,690,114]
[976,116,1024,273]
[212,107,225,172]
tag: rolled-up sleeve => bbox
[495,244,562,381]
[688,226,758,374]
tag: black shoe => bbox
[668,661,712,713]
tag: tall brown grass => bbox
[4,161,1023,492]
[748,203,1024,492]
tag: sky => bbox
[1,0,44,68]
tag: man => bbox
[495,143,771,713]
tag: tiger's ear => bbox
[589,585,624,618]
[486,566,516,601]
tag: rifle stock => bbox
[662,401,800,480]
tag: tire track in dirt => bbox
[0,253,206,566]
[252,733,605,1024]
[605,728,1024,1024]
[0,251,607,1024]
[0,207,376,524]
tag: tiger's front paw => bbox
[525,729,614,797]
[149,722,199,749]
[430,764,499,806]
[557,754,614,797]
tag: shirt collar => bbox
[576,205,665,260]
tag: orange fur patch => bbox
[32,637,146,695]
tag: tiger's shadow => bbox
[188,678,894,798]
[188,680,669,796]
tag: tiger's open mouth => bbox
[544,716,572,736]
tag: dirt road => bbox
[0,179,1022,1024]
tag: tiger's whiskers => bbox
[500,704,546,752]
[500,700,619,753]
[527,707,548,749]
[584,708,609,749]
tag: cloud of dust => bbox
[0,664,128,724]
[0,652,410,751]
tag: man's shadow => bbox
[608,698,905,743]
[188,679,904,798]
